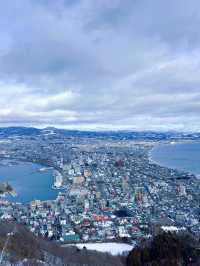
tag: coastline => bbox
[0,161,59,203]
[0,190,17,198]
[148,140,200,178]
[0,184,17,198]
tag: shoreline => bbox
[0,189,17,198]
[0,161,59,203]
[148,141,200,178]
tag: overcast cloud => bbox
[0,0,200,131]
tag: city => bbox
[1,0,200,264]
[0,128,200,247]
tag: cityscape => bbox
[0,128,200,247]
[1,0,200,264]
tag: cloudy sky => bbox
[0,0,200,131]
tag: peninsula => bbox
[0,182,15,197]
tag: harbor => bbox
[0,161,58,203]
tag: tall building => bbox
[122,176,129,192]
[73,175,85,185]
[178,184,186,196]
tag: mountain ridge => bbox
[0,126,200,140]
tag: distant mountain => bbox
[0,127,41,136]
[0,126,200,141]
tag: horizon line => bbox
[0,125,199,134]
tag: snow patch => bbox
[68,242,135,256]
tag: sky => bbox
[0,0,200,131]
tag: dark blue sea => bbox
[0,161,58,203]
[150,142,200,176]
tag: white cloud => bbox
[0,0,200,131]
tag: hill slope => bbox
[0,221,125,266]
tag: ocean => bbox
[1,142,200,203]
[0,161,58,203]
[150,142,200,176]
